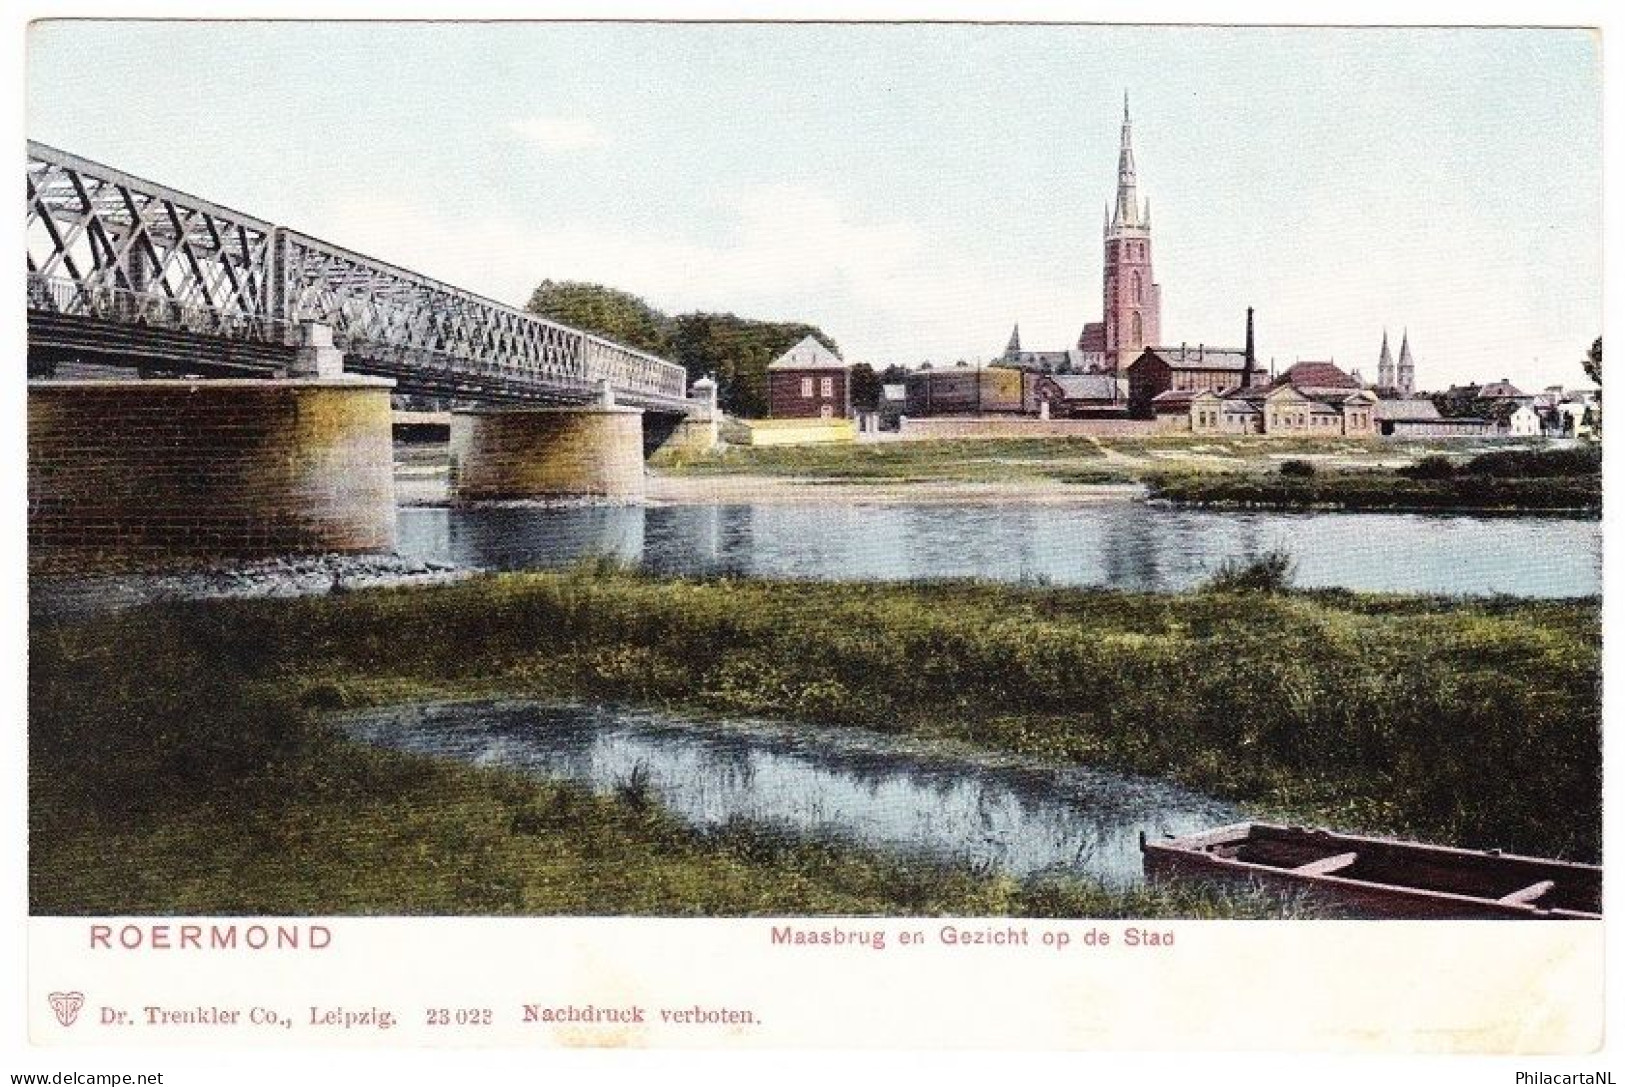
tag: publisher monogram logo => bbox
[48,991,85,1027]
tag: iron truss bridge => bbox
[26,141,692,411]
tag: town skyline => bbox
[26,22,1602,393]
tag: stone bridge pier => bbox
[449,391,646,503]
[29,366,397,564]
[449,377,719,503]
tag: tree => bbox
[524,278,841,417]
[848,363,883,412]
[1582,337,1601,436]
[877,364,911,385]
[525,280,673,356]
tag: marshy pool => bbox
[336,700,1240,886]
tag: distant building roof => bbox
[1477,379,1529,399]
[1150,389,1199,409]
[1278,360,1360,391]
[1140,344,1250,371]
[767,335,848,371]
[1374,399,1442,421]
[1007,350,1072,368]
[1392,416,1492,427]
[1049,374,1125,401]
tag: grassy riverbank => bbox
[32,597,1288,919]
[1147,446,1601,513]
[31,567,1599,918]
[650,433,1504,484]
[652,436,1130,484]
[1146,471,1600,512]
[651,434,1594,514]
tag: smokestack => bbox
[1242,307,1256,388]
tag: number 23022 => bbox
[425,1008,494,1026]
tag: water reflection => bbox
[339,700,1240,885]
[396,502,1599,597]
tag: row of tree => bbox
[527,280,882,417]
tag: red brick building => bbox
[1127,343,1265,417]
[766,335,851,419]
[1276,360,1361,394]
[1127,307,1271,417]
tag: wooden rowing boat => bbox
[1140,822,1601,919]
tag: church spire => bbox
[1397,329,1415,396]
[1378,329,1395,389]
[1004,323,1022,359]
[1115,90,1140,228]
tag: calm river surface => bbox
[396,502,1599,597]
[339,700,1239,885]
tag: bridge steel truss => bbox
[26,141,691,410]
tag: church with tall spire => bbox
[1005,93,1162,375]
[1097,92,1161,370]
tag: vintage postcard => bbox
[14,7,1613,1082]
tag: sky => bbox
[25,21,1602,393]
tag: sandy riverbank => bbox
[396,464,1146,507]
[645,474,1146,506]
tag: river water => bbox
[338,700,1239,886]
[395,501,1599,597]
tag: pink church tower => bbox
[1102,94,1162,371]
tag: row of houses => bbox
[765,332,1594,441]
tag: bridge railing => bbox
[278,230,689,405]
[27,272,292,345]
[581,335,690,402]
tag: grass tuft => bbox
[1205,550,1297,594]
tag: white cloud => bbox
[303,180,1083,366]
[507,117,607,152]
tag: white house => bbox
[1559,392,1598,439]
[1509,403,1542,438]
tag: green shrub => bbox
[1401,455,1457,480]
[1204,550,1297,593]
[1279,459,1315,477]
[1464,446,1600,478]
